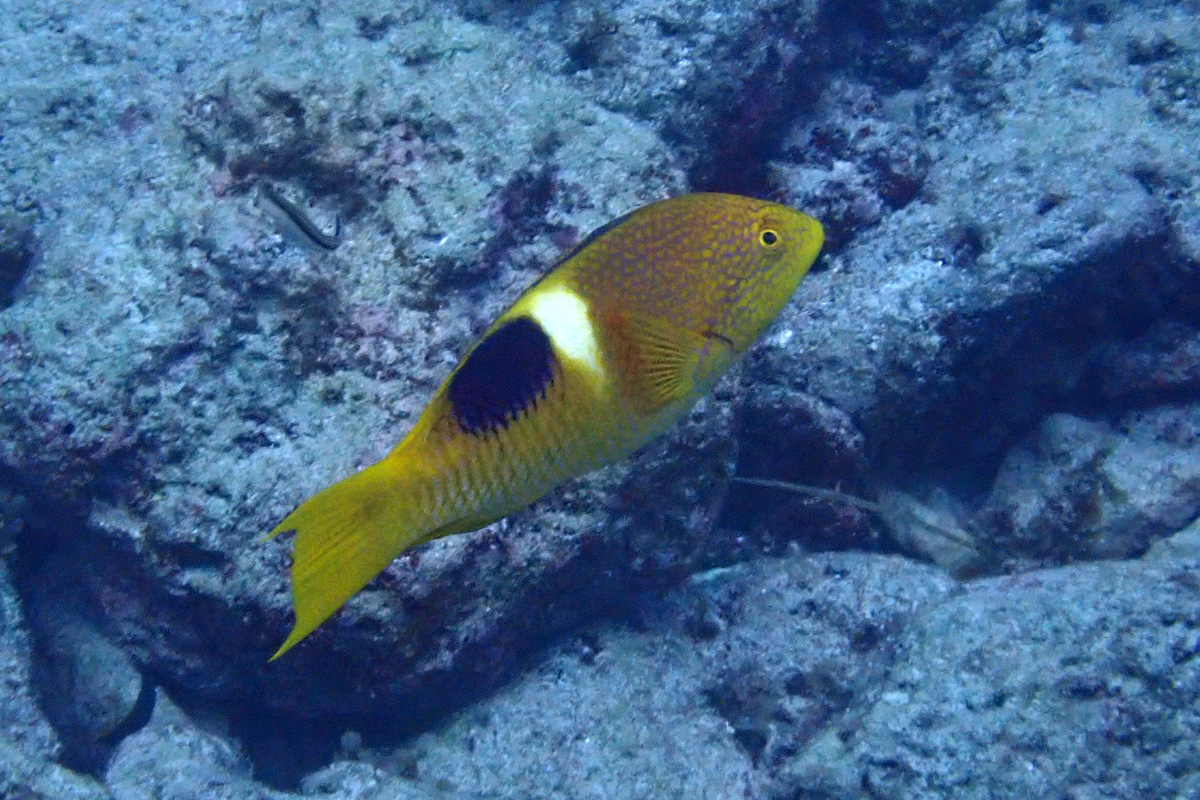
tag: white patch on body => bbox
[528,288,604,377]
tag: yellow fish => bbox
[268,193,824,659]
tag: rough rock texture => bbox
[748,0,1200,499]
[777,556,1200,800]
[1146,515,1200,563]
[0,556,113,799]
[105,690,288,800]
[105,688,453,800]
[0,210,36,309]
[382,553,958,800]
[0,748,113,800]
[773,77,934,248]
[0,562,61,764]
[25,579,150,773]
[15,546,1198,800]
[974,406,1200,568]
[474,0,1001,193]
[322,546,1200,800]
[1093,319,1200,406]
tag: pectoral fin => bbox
[601,309,711,413]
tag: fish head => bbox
[692,193,825,351]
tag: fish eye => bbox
[759,229,780,247]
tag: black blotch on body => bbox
[449,317,557,435]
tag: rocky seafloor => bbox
[2,0,1200,797]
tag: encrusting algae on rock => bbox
[268,193,824,659]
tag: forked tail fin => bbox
[266,458,425,660]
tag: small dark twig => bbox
[259,182,342,250]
